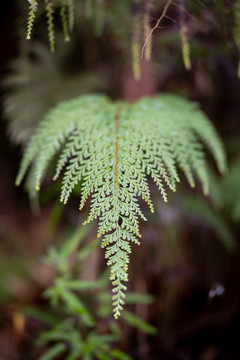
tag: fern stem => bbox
[114,111,119,192]
[113,110,122,319]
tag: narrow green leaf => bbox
[110,349,133,360]
[122,310,157,335]
[39,343,66,360]
[124,292,154,305]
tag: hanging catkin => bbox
[132,0,142,80]
[143,0,154,61]
[45,0,55,52]
[179,0,191,70]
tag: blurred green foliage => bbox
[32,222,156,360]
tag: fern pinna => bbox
[16,94,226,318]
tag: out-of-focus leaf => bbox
[60,224,91,258]
[122,310,157,335]
[183,196,236,250]
[61,290,95,326]
[125,292,154,305]
[77,238,99,261]
[221,157,240,223]
[208,171,224,208]
[110,348,133,360]
[23,306,58,326]
[3,42,108,145]
[39,343,66,360]
[39,319,80,343]
[59,278,107,291]
[95,351,112,360]
[46,201,65,235]
[45,223,93,273]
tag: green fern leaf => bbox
[16,94,226,318]
[26,0,38,40]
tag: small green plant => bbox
[16,93,226,317]
[29,222,155,360]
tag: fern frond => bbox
[26,0,38,40]
[45,0,55,52]
[16,93,226,317]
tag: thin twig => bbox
[141,0,173,59]
[194,0,206,8]
[172,1,197,22]
[164,15,176,23]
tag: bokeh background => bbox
[0,1,240,359]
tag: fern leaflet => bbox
[16,94,226,318]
